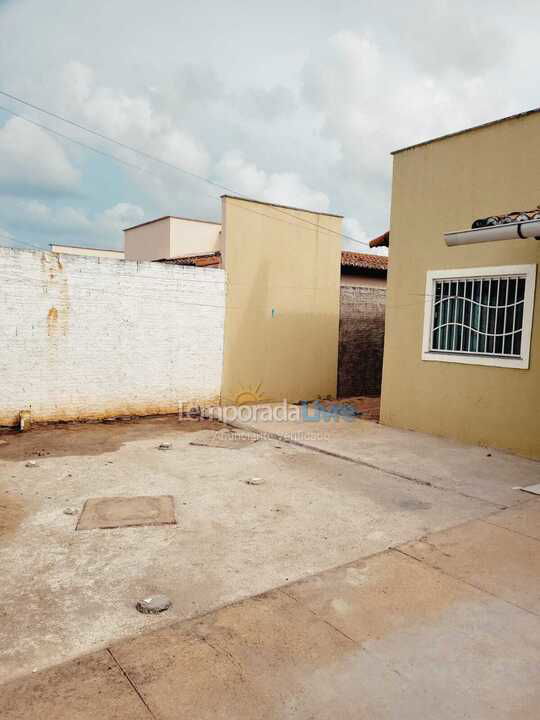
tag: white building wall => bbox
[0,248,225,425]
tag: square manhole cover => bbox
[76,495,176,530]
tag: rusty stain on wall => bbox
[47,306,58,336]
[42,253,70,338]
[0,395,222,427]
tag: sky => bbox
[0,0,538,254]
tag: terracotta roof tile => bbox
[472,209,540,229]
[368,231,390,248]
[155,252,221,267]
[341,251,388,272]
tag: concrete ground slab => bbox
[7,545,538,719]
[111,590,391,720]
[0,416,500,684]
[213,404,540,507]
[0,650,151,720]
[400,517,540,613]
[189,428,259,449]
[285,551,540,719]
[484,497,540,540]
[286,549,475,643]
[76,495,176,530]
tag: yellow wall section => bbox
[381,111,540,459]
[221,197,342,404]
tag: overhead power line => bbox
[0,89,377,249]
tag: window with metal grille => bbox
[422,265,536,369]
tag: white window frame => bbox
[421,264,536,369]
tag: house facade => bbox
[381,109,540,459]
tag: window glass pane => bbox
[496,280,506,335]
[477,326,486,353]
[488,279,498,307]
[463,281,471,348]
[513,330,522,356]
[447,281,457,350]
[503,331,513,355]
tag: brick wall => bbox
[0,248,226,425]
[338,285,386,397]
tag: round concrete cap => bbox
[136,594,172,614]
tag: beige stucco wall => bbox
[124,217,171,261]
[221,196,342,403]
[381,111,540,459]
[170,217,222,258]
[124,216,222,261]
[51,245,124,259]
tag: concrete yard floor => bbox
[1,413,539,717]
[2,501,539,719]
[212,403,540,507]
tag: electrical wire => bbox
[0,90,381,249]
[0,102,373,252]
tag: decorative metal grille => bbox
[431,275,526,357]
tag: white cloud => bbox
[0,225,14,242]
[301,26,530,237]
[341,217,387,255]
[0,117,79,193]
[0,0,538,251]
[60,62,210,177]
[98,203,145,233]
[342,217,368,252]
[0,198,145,246]
[304,30,484,181]
[215,150,330,213]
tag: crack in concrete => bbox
[278,588,408,680]
[196,632,246,676]
[480,517,540,544]
[106,647,157,720]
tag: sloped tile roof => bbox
[155,252,222,267]
[341,251,388,272]
[472,208,540,228]
[368,231,390,248]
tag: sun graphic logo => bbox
[227,383,266,406]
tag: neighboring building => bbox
[340,251,387,288]
[381,108,540,459]
[50,244,124,259]
[123,216,222,261]
[338,251,388,397]
[219,195,342,403]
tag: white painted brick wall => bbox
[0,248,226,425]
